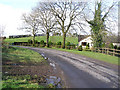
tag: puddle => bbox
[46,76,62,88]
[50,63,55,68]
[40,53,63,88]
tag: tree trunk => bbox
[62,33,66,49]
[33,34,35,46]
[46,32,49,47]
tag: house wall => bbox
[113,43,120,47]
[78,36,93,49]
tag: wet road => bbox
[17,46,119,88]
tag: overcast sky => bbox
[0,0,118,37]
[0,0,40,37]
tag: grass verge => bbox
[2,46,48,88]
[2,46,46,64]
[45,47,119,65]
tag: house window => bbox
[82,42,87,46]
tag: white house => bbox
[78,35,93,49]
[78,35,120,49]
[113,43,120,47]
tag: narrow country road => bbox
[17,46,119,88]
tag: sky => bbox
[0,0,119,37]
[0,0,40,37]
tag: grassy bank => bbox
[45,47,119,65]
[2,46,46,64]
[2,46,50,88]
[5,36,78,44]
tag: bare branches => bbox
[102,2,117,22]
[22,10,41,46]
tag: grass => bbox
[45,47,119,65]
[2,46,46,64]
[2,75,44,88]
[2,46,47,88]
[4,36,78,44]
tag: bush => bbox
[34,44,39,47]
[86,46,89,49]
[48,41,53,47]
[78,45,82,51]
[34,40,38,44]
[28,39,32,44]
[56,42,62,48]
[40,40,44,44]
[49,41,53,45]
[57,41,62,45]
[87,43,89,47]
[66,42,71,46]
[65,42,71,49]
[102,43,105,48]
[109,43,114,49]
[40,40,45,47]
[114,45,117,49]
[70,43,76,49]
[117,46,120,50]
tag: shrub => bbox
[40,40,45,47]
[34,40,38,44]
[48,41,53,47]
[114,45,117,49]
[65,42,71,49]
[40,40,44,45]
[28,39,32,44]
[118,46,120,50]
[70,43,76,49]
[78,45,82,51]
[49,41,53,46]
[87,43,89,47]
[102,43,105,48]
[66,42,71,46]
[86,46,89,49]
[109,43,114,49]
[57,41,62,45]
[56,42,62,48]
[34,44,39,47]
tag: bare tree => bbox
[22,10,40,46]
[49,1,86,48]
[34,3,56,47]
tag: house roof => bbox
[78,35,90,42]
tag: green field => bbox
[5,36,78,44]
[46,47,119,65]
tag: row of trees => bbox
[22,0,117,48]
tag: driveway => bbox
[17,46,119,88]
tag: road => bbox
[18,46,119,88]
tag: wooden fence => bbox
[9,42,120,57]
[92,48,120,57]
[52,45,120,57]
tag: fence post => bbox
[105,48,107,54]
[113,49,115,56]
[6,43,9,49]
[107,48,109,55]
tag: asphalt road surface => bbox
[17,46,119,88]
